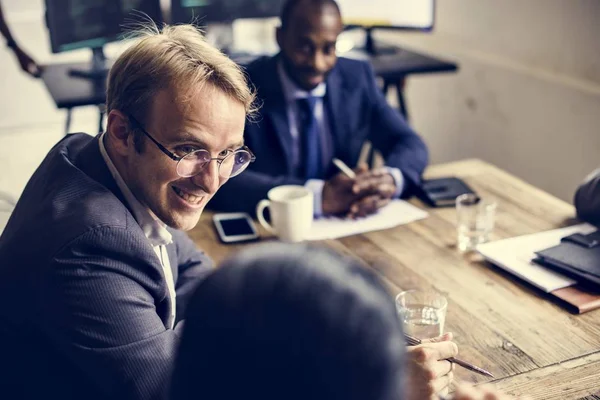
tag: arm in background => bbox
[0,1,41,77]
[574,168,600,226]
[363,61,429,198]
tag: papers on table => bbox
[307,200,428,241]
[477,224,597,292]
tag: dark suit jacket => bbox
[0,133,212,400]
[209,55,429,215]
[575,168,600,226]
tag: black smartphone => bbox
[418,177,477,207]
[213,212,260,244]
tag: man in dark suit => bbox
[0,24,256,400]
[210,0,428,218]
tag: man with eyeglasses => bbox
[0,24,255,400]
[210,0,428,218]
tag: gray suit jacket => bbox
[574,168,600,226]
[0,133,213,400]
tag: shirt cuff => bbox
[385,167,405,198]
[305,179,325,217]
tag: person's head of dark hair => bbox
[280,0,341,31]
[276,0,343,90]
[171,243,406,400]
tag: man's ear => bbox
[106,110,133,156]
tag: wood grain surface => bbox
[188,159,600,399]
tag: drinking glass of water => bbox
[456,194,497,252]
[395,289,447,339]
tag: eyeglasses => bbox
[127,114,255,179]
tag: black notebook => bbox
[534,231,600,289]
[417,177,477,207]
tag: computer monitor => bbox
[45,0,163,79]
[171,0,285,25]
[172,0,434,55]
[338,0,435,31]
[338,0,435,54]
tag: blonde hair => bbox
[106,23,257,128]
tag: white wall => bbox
[377,0,600,202]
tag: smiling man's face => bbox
[125,84,246,231]
[277,1,343,91]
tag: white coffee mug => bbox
[256,185,313,243]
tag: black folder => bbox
[534,231,600,289]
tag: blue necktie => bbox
[297,97,322,179]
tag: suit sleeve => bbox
[363,62,429,197]
[209,170,305,216]
[47,226,183,400]
[574,168,600,226]
[170,229,213,319]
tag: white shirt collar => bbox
[98,133,172,246]
[277,60,327,103]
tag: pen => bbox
[332,158,356,179]
[404,334,495,378]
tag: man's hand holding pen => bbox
[350,165,397,218]
[405,332,458,400]
[322,160,397,217]
[321,166,363,215]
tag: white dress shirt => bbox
[98,133,177,329]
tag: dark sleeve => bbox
[170,229,214,319]
[574,168,600,226]
[209,170,305,217]
[48,226,183,400]
[363,62,429,197]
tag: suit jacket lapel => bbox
[257,55,294,174]
[265,100,294,174]
[324,66,351,161]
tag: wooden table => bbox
[188,159,600,400]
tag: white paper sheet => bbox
[307,200,428,241]
[477,224,597,292]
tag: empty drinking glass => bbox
[456,194,497,252]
